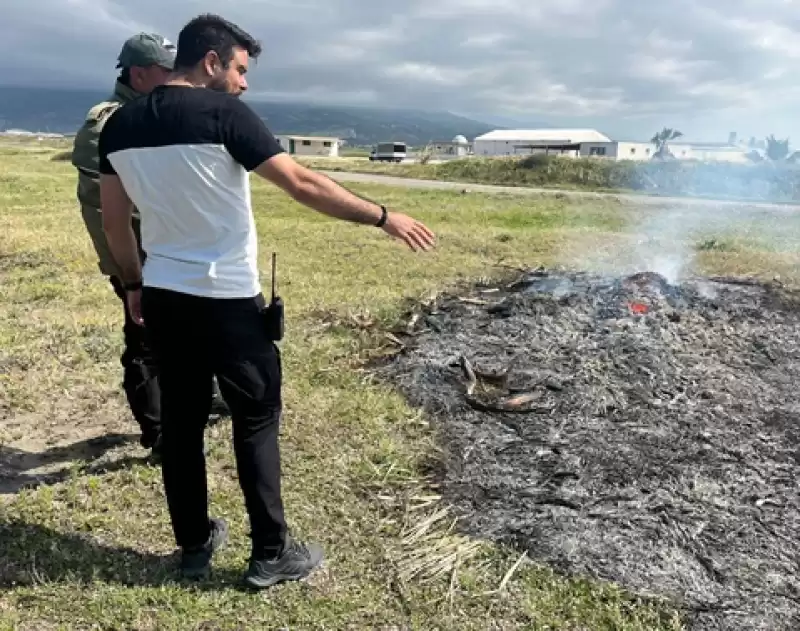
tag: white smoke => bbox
[567,197,794,284]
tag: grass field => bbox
[1,139,798,630]
[299,155,800,204]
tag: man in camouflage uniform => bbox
[72,33,228,456]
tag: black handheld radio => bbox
[262,252,284,341]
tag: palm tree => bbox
[650,127,683,159]
[765,134,790,161]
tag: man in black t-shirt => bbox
[98,13,436,587]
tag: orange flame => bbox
[629,302,649,314]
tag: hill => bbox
[249,101,496,146]
[0,85,496,146]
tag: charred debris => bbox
[373,267,800,631]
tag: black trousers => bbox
[141,286,287,551]
[110,276,161,447]
[110,277,228,447]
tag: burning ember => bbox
[378,268,800,631]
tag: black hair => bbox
[174,13,262,71]
[118,68,131,86]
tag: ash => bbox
[378,268,800,631]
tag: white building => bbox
[428,134,472,158]
[470,129,754,164]
[579,141,690,161]
[683,143,751,164]
[580,141,652,161]
[579,141,748,163]
[473,129,612,157]
[275,135,340,157]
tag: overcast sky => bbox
[4,0,800,143]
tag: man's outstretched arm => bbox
[221,98,435,251]
[254,154,436,252]
[100,173,141,284]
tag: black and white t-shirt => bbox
[98,85,284,298]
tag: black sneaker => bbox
[206,412,222,426]
[208,379,230,425]
[148,434,163,464]
[180,517,229,580]
[242,536,324,589]
[207,400,229,427]
[210,395,230,417]
[140,430,161,450]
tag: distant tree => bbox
[650,127,683,160]
[765,134,790,161]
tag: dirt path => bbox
[320,170,800,212]
[0,403,140,498]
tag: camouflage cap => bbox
[116,32,176,70]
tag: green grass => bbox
[0,140,798,630]
[339,147,372,158]
[299,154,800,204]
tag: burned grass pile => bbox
[378,268,800,631]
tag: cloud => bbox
[4,0,800,141]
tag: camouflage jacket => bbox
[72,80,141,211]
[72,81,145,277]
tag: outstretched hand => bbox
[381,212,436,251]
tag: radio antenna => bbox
[271,252,277,300]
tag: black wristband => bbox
[375,205,388,228]
[123,280,143,291]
